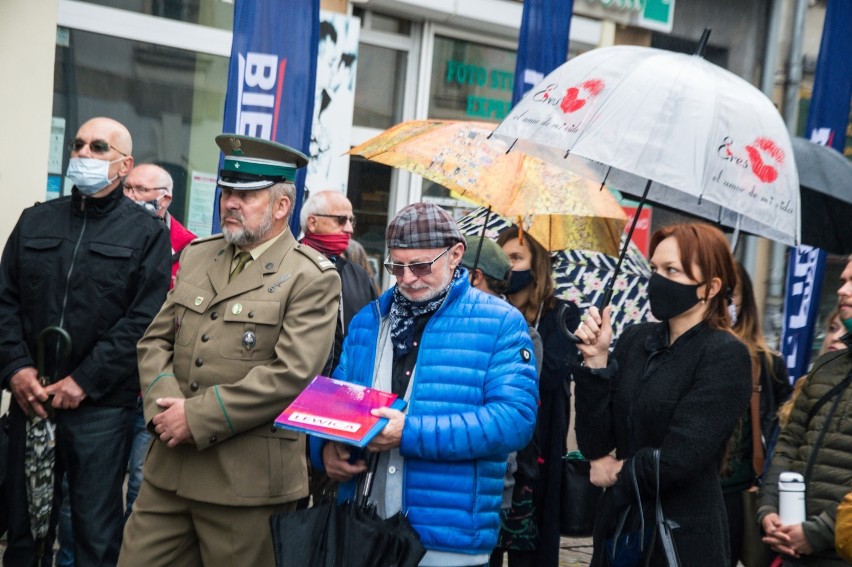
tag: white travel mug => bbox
[778,471,806,524]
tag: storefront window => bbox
[348,14,414,287]
[77,0,233,30]
[425,35,516,219]
[429,35,516,122]
[347,156,391,287]
[353,44,408,130]
[53,28,229,234]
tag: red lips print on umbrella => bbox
[493,32,800,319]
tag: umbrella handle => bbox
[37,326,72,386]
[558,287,613,344]
[558,178,651,344]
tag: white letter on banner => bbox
[241,93,275,108]
[789,247,818,329]
[243,53,278,90]
[238,112,273,139]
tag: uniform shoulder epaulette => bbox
[293,243,336,272]
[188,233,225,246]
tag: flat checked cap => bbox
[386,202,466,250]
[216,134,308,190]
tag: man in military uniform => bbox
[119,135,341,566]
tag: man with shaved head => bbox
[0,117,171,566]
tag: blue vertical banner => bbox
[214,0,320,235]
[804,0,852,152]
[781,246,827,381]
[781,0,852,380]
[511,0,574,107]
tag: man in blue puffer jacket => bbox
[312,203,538,566]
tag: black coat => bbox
[322,256,377,375]
[506,298,579,566]
[0,186,171,406]
[574,321,752,567]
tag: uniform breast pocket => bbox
[86,241,134,292]
[219,300,281,360]
[171,282,213,347]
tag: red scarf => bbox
[300,232,350,257]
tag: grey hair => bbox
[154,165,174,195]
[299,190,334,231]
[269,181,296,223]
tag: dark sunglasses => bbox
[313,213,356,228]
[384,247,450,277]
[69,139,127,157]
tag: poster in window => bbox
[305,12,360,195]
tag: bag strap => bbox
[804,388,846,486]
[653,449,681,567]
[632,457,645,552]
[802,369,852,486]
[805,369,852,427]
[749,362,766,479]
[609,457,645,561]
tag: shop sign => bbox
[444,59,514,120]
[576,0,675,33]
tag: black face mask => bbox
[647,272,703,321]
[507,269,534,295]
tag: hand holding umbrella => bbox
[27,326,72,557]
[571,305,613,366]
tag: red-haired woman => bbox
[573,223,752,566]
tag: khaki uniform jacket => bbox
[138,229,340,506]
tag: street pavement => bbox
[559,536,594,567]
[0,534,594,565]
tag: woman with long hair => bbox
[721,262,791,567]
[489,226,580,567]
[573,223,752,566]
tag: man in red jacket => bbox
[125,164,196,289]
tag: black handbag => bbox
[560,452,604,536]
[604,449,681,567]
[604,457,651,567]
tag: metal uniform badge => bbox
[194,296,204,306]
[231,303,243,315]
[242,330,256,351]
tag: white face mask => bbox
[66,157,121,195]
[728,303,739,326]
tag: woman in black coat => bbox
[572,223,752,566]
[489,226,580,567]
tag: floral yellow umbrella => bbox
[348,119,628,255]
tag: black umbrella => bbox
[793,137,852,255]
[27,326,71,556]
[270,454,425,567]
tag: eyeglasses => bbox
[313,213,356,228]
[384,247,450,277]
[69,139,128,157]
[124,185,168,195]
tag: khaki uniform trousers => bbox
[118,481,296,567]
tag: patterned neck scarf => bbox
[389,268,462,358]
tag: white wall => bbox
[0,0,58,250]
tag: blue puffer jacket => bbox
[312,271,538,554]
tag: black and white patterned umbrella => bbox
[457,207,654,343]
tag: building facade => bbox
[0,0,834,304]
